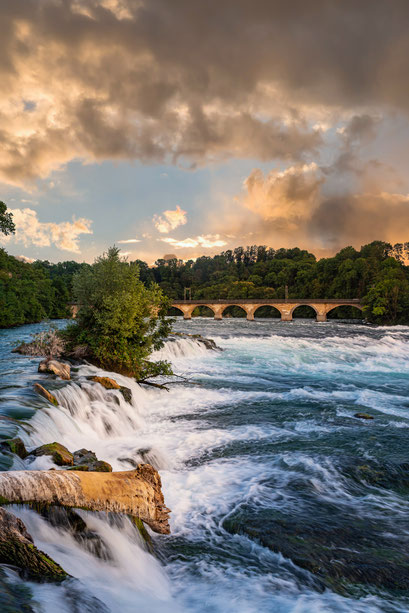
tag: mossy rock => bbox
[88,376,120,390]
[0,507,67,583]
[31,442,73,466]
[354,413,374,420]
[34,383,58,406]
[0,438,28,459]
[72,449,112,472]
[131,516,153,553]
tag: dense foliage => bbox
[1,240,409,327]
[150,242,409,324]
[63,247,172,378]
[0,249,88,328]
[0,202,15,236]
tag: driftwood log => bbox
[0,464,170,534]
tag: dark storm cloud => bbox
[1,0,409,183]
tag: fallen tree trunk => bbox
[0,464,170,534]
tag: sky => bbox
[1,0,409,264]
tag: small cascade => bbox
[152,336,212,360]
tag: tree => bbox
[0,202,15,236]
[65,246,173,379]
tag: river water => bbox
[0,318,408,612]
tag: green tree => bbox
[0,202,15,236]
[65,247,173,379]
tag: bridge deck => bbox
[170,298,363,321]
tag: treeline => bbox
[0,249,88,328]
[1,240,409,327]
[147,241,409,324]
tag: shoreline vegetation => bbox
[0,199,408,327]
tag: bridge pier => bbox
[281,313,293,321]
[316,313,327,322]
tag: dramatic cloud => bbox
[222,157,409,253]
[153,206,187,233]
[3,0,409,185]
[161,234,227,249]
[242,163,323,228]
[5,208,92,253]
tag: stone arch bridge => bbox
[171,299,363,322]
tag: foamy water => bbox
[0,318,409,612]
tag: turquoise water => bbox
[0,319,408,612]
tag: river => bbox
[0,318,408,612]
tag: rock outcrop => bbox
[0,465,170,534]
[30,442,74,466]
[71,448,112,472]
[0,506,67,581]
[87,376,133,404]
[38,359,71,380]
[34,383,58,406]
[0,438,28,459]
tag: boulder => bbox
[0,438,28,459]
[38,359,70,381]
[119,386,132,404]
[88,376,120,390]
[72,449,112,472]
[34,383,58,406]
[30,443,73,466]
[0,506,67,581]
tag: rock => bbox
[0,438,28,459]
[223,498,409,593]
[34,383,58,406]
[119,386,132,404]
[30,443,74,466]
[354,413,374,420]
[72,448,113,473]
[171,332,222,351]
[38,359,70,381]
[87,376,120,390]
[0,506,67,581]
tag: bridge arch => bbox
[326,304,363,319]
[291,304,318,319]
[221,304,247,318]
[254,304,282,318]
[168,305,185,317]
[191,304,216,318]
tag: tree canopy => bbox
[64,247,173,378]
[0,202,15,236]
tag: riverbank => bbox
[1,318,409,611]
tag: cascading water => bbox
[0,318,409,612]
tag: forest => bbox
[1,241,409,327]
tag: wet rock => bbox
[33,383,58,406]
[0,506,67,581]
[0,438,28,459]
[223,501,409,593]
[344,459,409,493]
[354,413,374,420]
[87,376,120,390]
[30,442,74,466]
[72,448,112,472]
[119,386,132,404]
[170,332,222,351]
[38,359,70,381]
